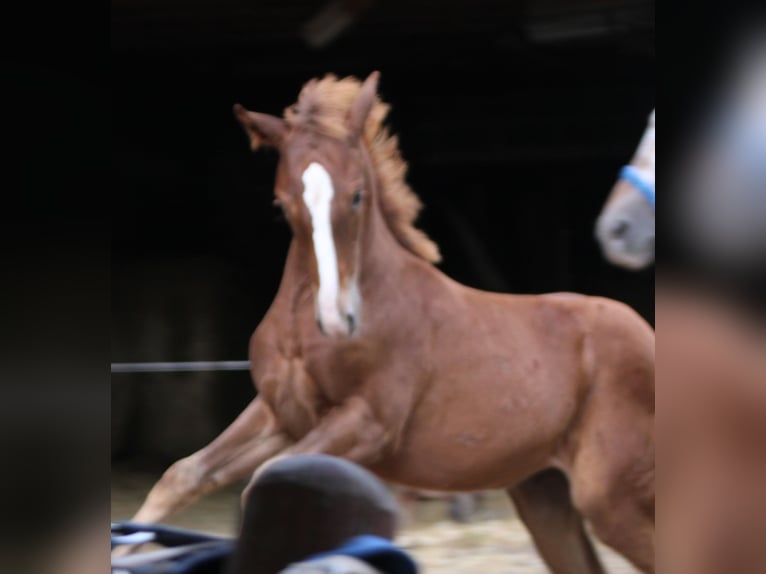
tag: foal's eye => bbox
[351,189,364,208]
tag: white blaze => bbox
[302,162,346,335]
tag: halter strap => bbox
[619,165,655,208]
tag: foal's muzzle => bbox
[316,312,357,337]
[315,284,360,337]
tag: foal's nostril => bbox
[610,220,630,238]
[316,318,325,335]
[347,314,357,335]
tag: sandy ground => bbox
[111,472,640,573]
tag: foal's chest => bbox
[255,367,329,438]
[259,355,325,439]
[256,307,379,437]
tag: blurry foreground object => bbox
[658,24,766,574]
[38,511,107,574]
[674,29,766,283]
[657,284,766,574]
[280,536,417,574]
[228,454,415,574]
[112,455,417,574]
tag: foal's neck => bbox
[357,149,418,289]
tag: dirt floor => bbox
[111,471,640,573]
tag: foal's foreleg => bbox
[287,396,389,459]
[241,396,389,502]
[132,397,292,524]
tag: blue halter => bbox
[619,165,655,208]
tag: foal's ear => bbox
[233,104,287,151]
[347,71,380,141]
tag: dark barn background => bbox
[112,0,654,468]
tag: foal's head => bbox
[234,72,382,338]
[595,109,656,270]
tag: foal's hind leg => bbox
[567,398,655,573]
[508,469,605,574]
[569,440,654,574]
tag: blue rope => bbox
[619,165,655,208]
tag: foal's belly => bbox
[367,358,583,490]
[367,438,550,491]
[367,403,565,491]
